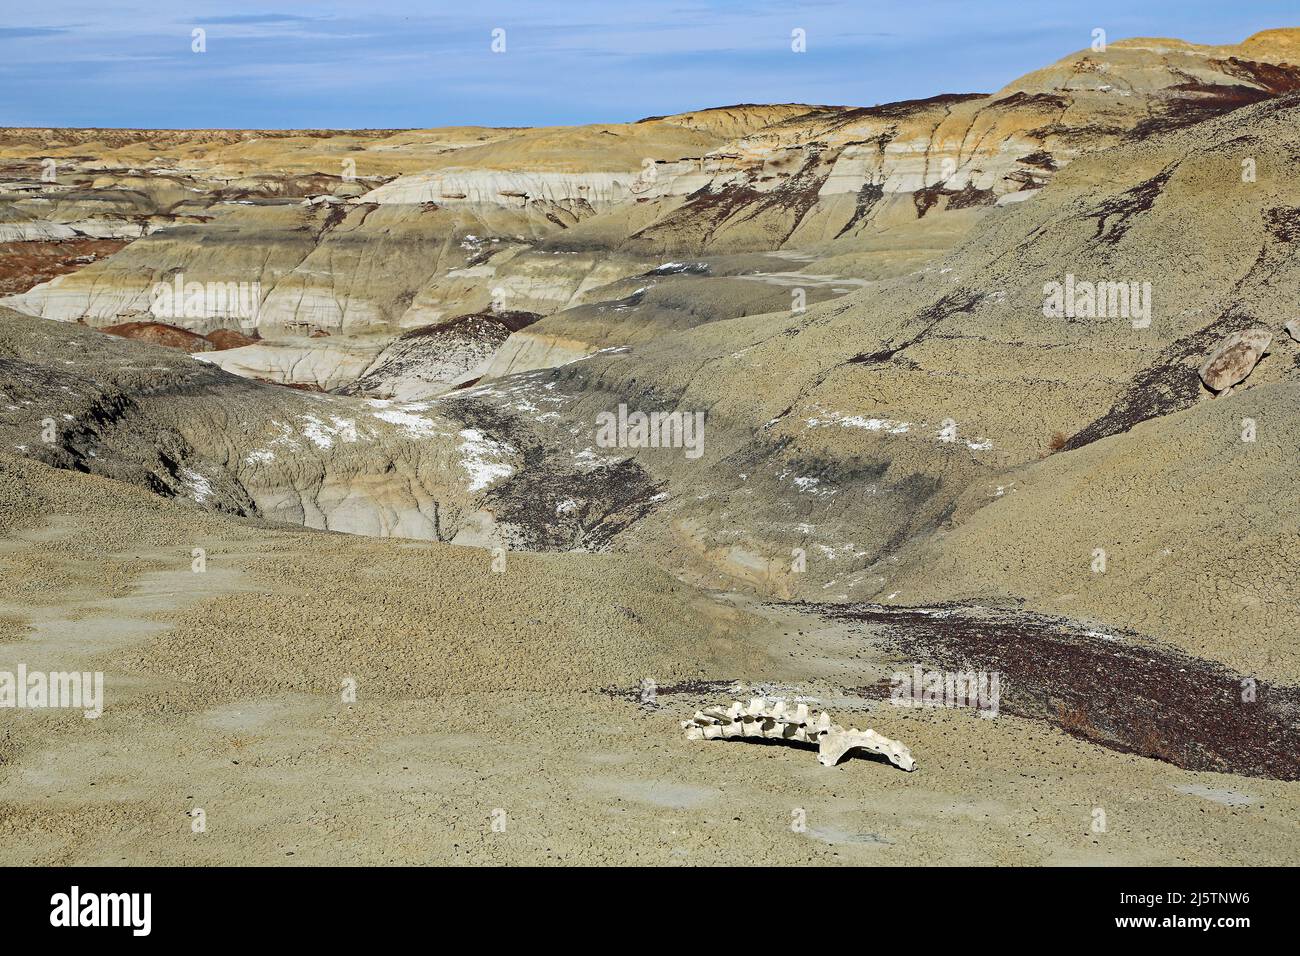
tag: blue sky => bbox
[1,1,1296,128]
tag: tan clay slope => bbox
[878,379,1300,683]
[1239,26,1300,55]
[0,449,761,694]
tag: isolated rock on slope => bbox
[1199,326,1273,392]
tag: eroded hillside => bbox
[2,28,1299,865]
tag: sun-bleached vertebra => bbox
[681,698,917,771]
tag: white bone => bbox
[681,699,917,772]
[818,729,917,771]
